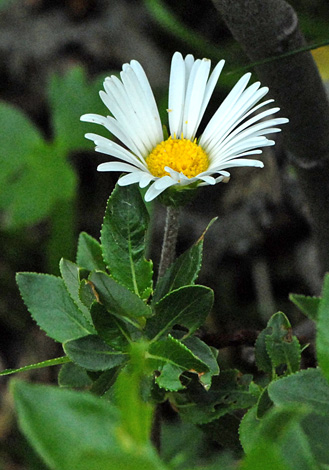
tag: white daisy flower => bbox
[81,52,288,202]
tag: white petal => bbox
[201,98,276,153]
[104,76,154,154]
[195,59,225,132]
[168,52,186,137]
[183,58,211,139]
[120,66,162,149]
[154,175,177,190]
[102,116,144,158]
[117,172,146,186]
[184,54,195,85]
[139,173,155,188]
[210,136,273,162]
[201,72,252,143]
[130,59,163,143]
[99,88,149,156]
[198,175,216,185]
[215,159,264,170]
[199,175,225,186]
[97,161,139,173]
[164,166,181,182]
[145,177,177,201]
[201,85,270,152]
[85,134,146,170]
[211,112,283,155]
[216,175,228,183]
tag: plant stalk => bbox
[152,205,180,452]
[157,206,180,280]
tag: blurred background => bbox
[0,0,328,467]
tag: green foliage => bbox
[146,285,214,340]
[59,258,92,322]
[289,292,321,320]
[90,302,135,349]
[239,347,329,469]
[101,184,153,299]
[48,67,105,153]
[0,107,76,229]
[0,66,107,275]
[316,273,329,382]
[0,356,70,377]
[152,219,214,304]
[240,404,315,470]
[255,312,301,377]
[16,272,95,342]
[76,232,106,271]
[64,334,128,371]
[173,370,257,425]
[89,270,152,322]
[13,380,166,470]
[113,342,154,445]
[0,66,104,230]
[148,335,210,391]
[268,368,329,468]
[58,362,93,389]
[12,182,329,469]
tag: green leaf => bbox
[76,232,106,271]
[268,368,329,416]
[16,273,95,342]
[48,66,106,153]
[89,271,152,323]
[173,370,256,424]
[180,336,219,389]
[148,335,210,391]
[90,369,119,396]
[317,274,329,381]
[64,335,128,371]
[149,335,210,373]
[1,138,76,229]
[60,258,92,322]
[255,312,301,376]
[0,356,70,376]
[146,285,214,340]
[91,302,137,349]
[79,279,98,309]
[240,404,315,470]
[256,387,274,418]
[268,368,329,468]
[255,326,273,374]
[289,293,321,321]
[13,381,167,470]
[101,184,153,299]
[265,312,301,374]
[157,364,186,391]
[182,336,219,380]
[0,101,43,189]
[152,229,205,304]
[58,362,93,388]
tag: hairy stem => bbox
[157,206,180,280]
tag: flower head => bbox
[81,52,288,202]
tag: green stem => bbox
[157,206,180,281]
[151,206,180,452]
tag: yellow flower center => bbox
[146,136,209,178]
